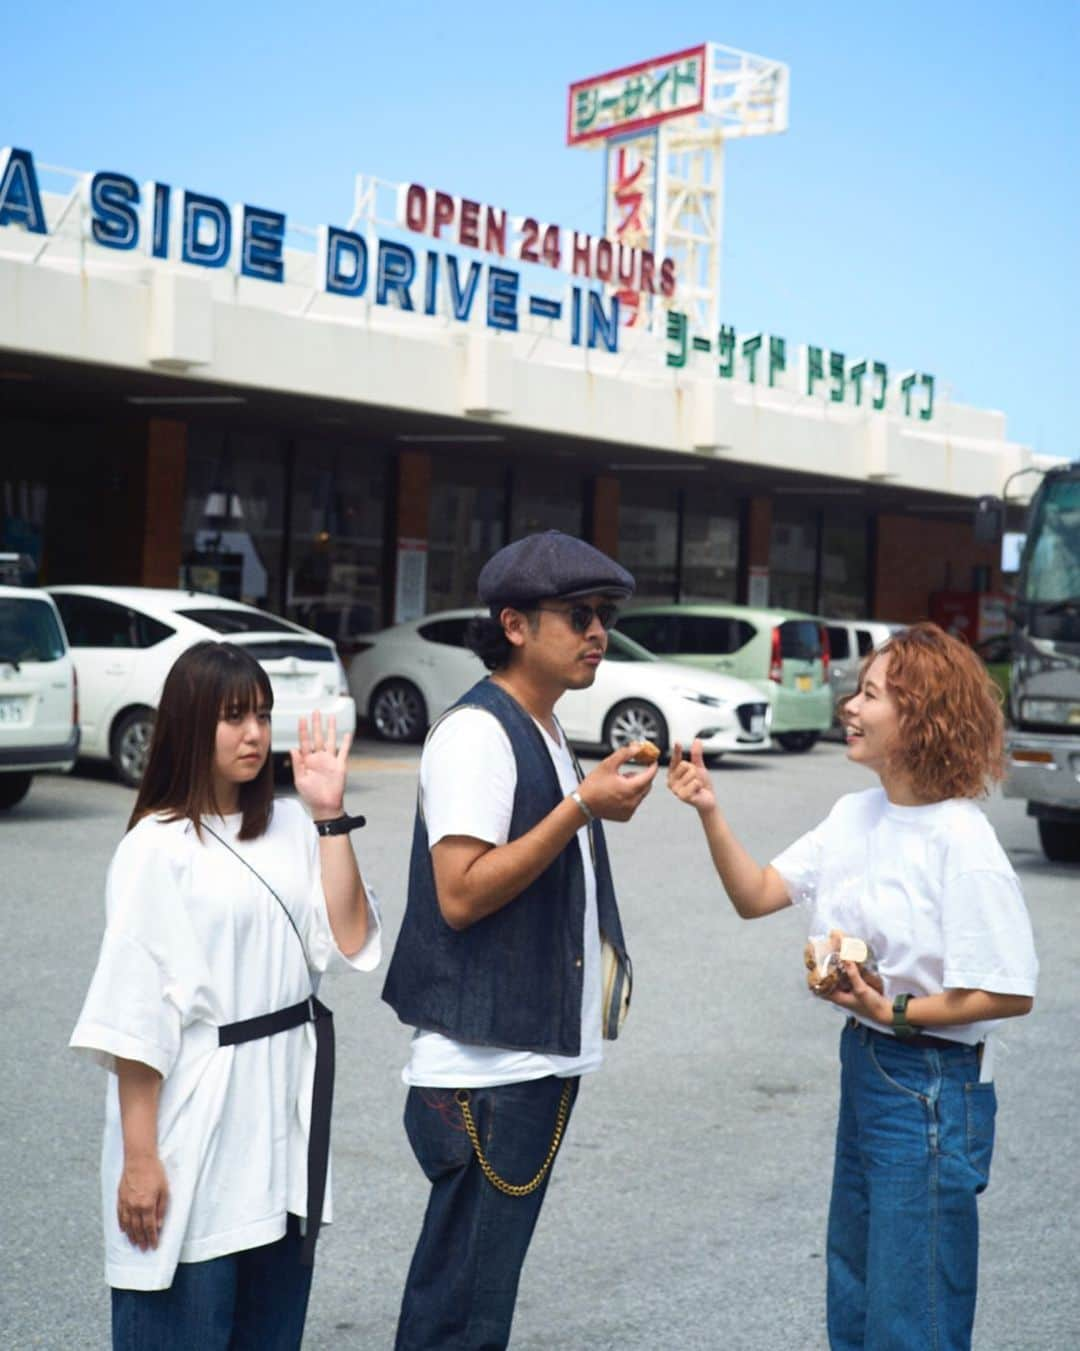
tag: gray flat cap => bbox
[478,530,635,606]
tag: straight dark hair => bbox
[128,641,275,840]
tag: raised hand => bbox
[667,739,717,814]
[577,744,659,822]
[291,711,352,817]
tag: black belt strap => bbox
[854,1017,976,1054]
[218,995,335,1266]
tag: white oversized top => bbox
[70,798,381,1291]
[403,707,604,1089]
[771,788,1038,1062]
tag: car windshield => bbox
[604,630,657,663]
[176,607,299,635]
[0,598,65,663]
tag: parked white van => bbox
[0,585,80,809]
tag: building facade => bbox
[1,144,1047,650]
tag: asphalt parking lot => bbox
[1,739,1076,1349]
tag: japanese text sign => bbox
[567,45,707,145]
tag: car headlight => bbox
[672,686,727,709]
[1022,697,1080,726]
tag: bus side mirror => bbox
[974,496,1004,544]
[1001,532,1026,573]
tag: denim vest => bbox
[381,678,628,1057]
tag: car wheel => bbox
[776,731,819,753]
[111,707,156,787]
[603,700,669,755]
[369,679,428,743]
[0,773,32,809]
[1038,819,1080,864]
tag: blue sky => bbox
[3,1,1077,459]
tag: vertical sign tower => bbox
[568,43,790,339]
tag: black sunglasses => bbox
[535,602,620,633]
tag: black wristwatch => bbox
[891,993,918,1040]
[314,812,367,837]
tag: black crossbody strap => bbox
[202,822,312,972]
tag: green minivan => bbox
[615,604,833,751]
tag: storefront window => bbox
[681,496,739,602]
[181,428,286,607]
[769,505,819,613]
[819,513,868,618]
[510,465,584,540]
[618,480,678,600]
[288,442,388,643]
[1,430,48,573]
[427,460,507,612]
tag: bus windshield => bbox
[1020,473,1080,605]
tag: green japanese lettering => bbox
[769,335,786,387]
[872,361,887,411]
[830,351,845,403]
[919,373,934,421]
[807,345,824,396]
[850,359,868,406]
[718,325,736,378]
[665,310,687,369]
[742,333,763,383]
[899,371,917,416]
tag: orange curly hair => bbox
[848,622,1006,801]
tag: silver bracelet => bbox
[570,790,594,824]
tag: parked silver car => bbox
[823,619,904,720]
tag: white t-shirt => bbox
[70,798,382,1291]
[771,788,1038,1057]
[404,706,603,1088]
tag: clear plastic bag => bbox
[803,928,879,996]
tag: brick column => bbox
[872,514,1003,622]
[739,495,772,604]
[589,475,620,558]
[390,449,432,621]
[140,418,187,587]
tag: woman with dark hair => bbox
[667,623,1037,1349]
[70,641,381,1350]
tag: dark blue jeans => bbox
[827,1021,996,1351]
[111,1214,313,1351]
[395,1075,581,1351]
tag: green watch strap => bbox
[892,992,917,1040]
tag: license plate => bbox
[796,675,812,692]
[0,697,25,724]
[750,714,765,735]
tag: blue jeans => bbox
[111,1214,313,1351]
[827,1021,996,1351]
[395,1075,581,1351]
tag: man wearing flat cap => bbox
[384,530,656,1350]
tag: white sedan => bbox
[347,609,772,758]
[48,586,356,786]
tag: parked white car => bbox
[0,584,80,808]
[47,587,355,786]
[348,609,772,758]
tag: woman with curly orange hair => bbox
[667,621,1037,1350]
